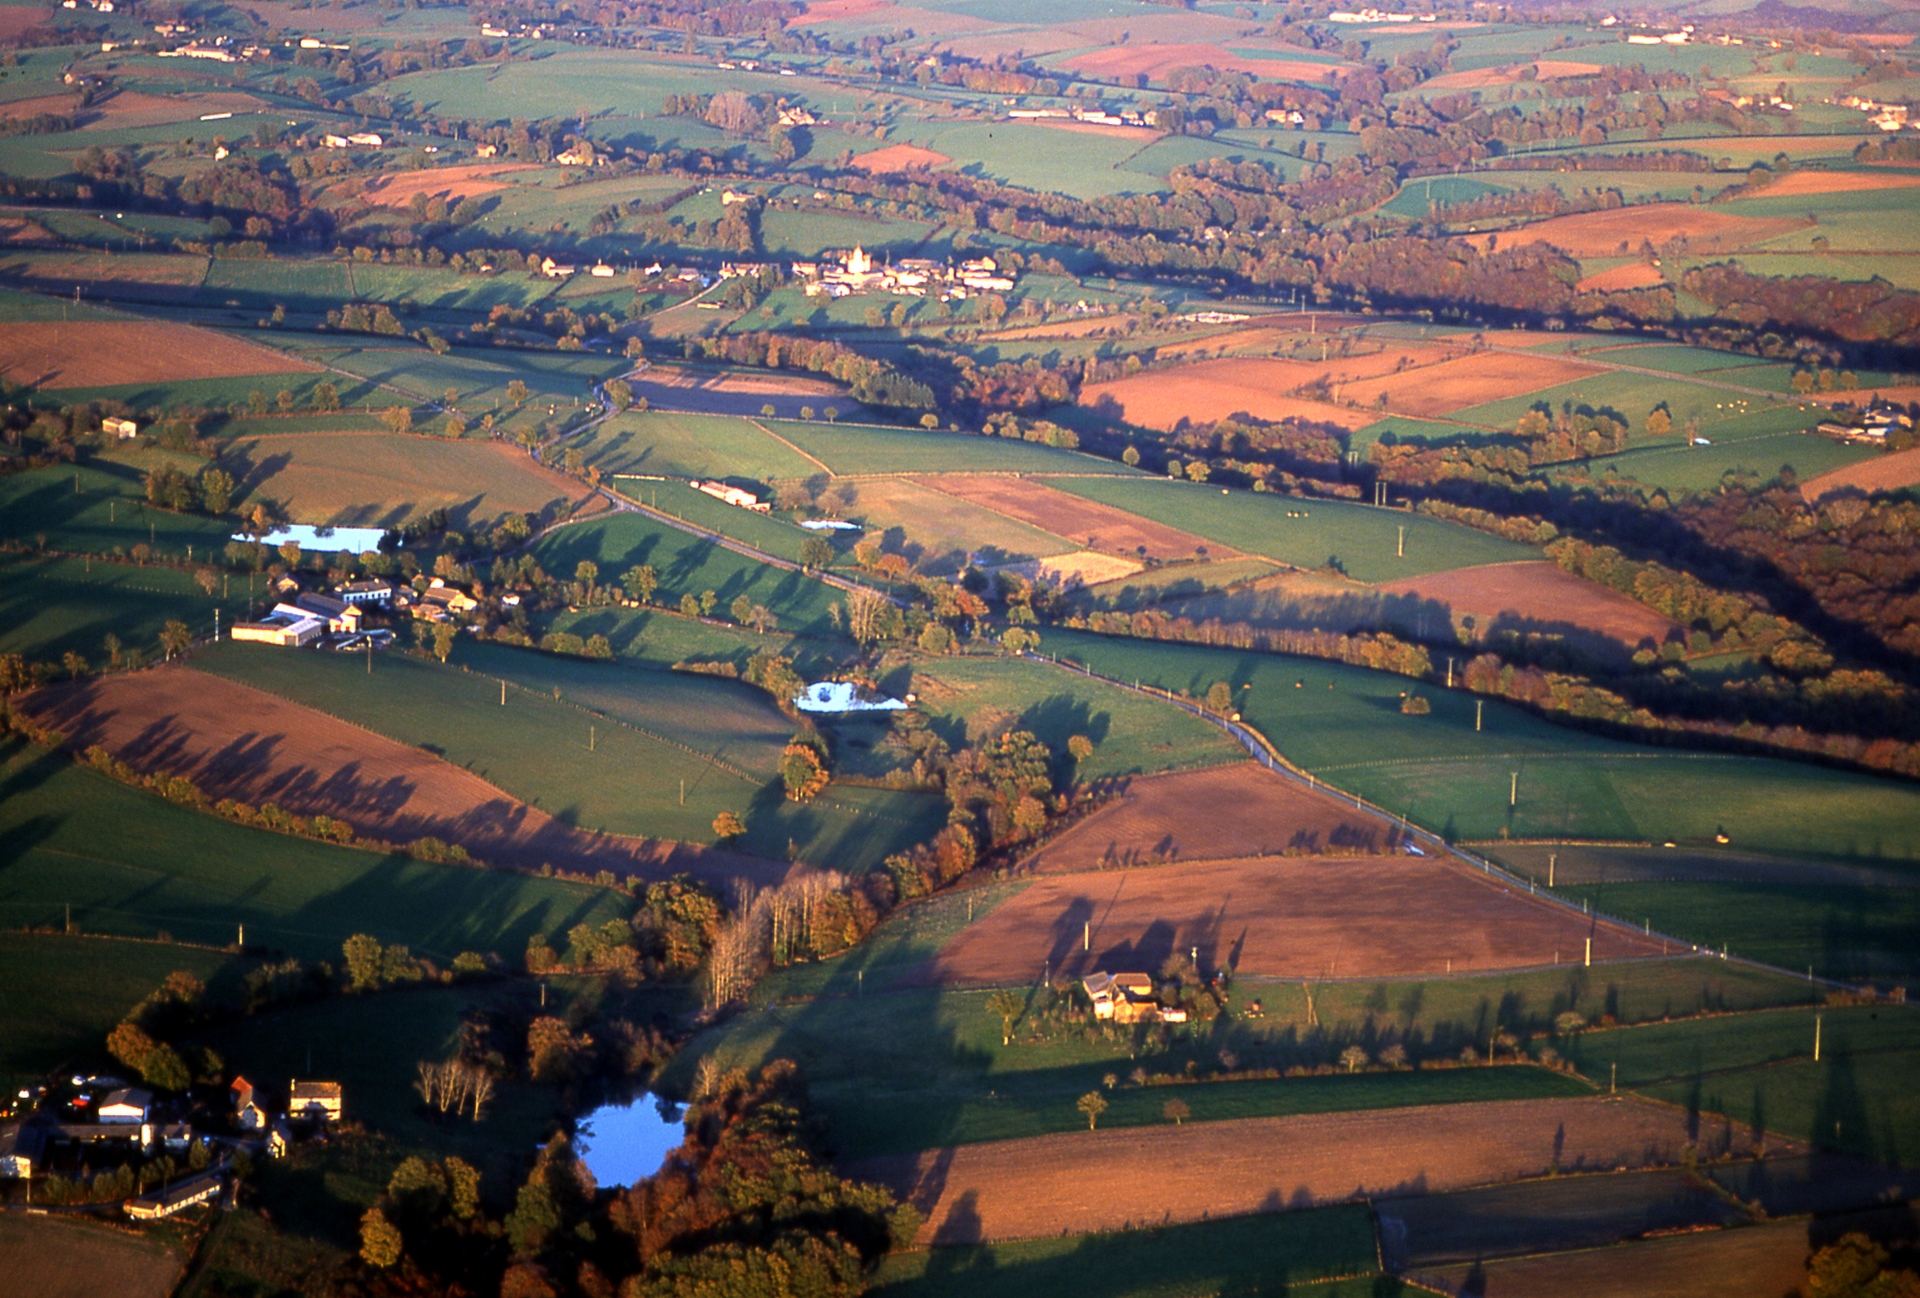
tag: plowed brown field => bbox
[1062,41,1340,83]
[921,850,1672,986]
[1575,262,1668,292]
[848,1096,1772,1243]
[362,163,538,208]
[850,144,951,173]
[1801,445,1920,502]
[0,322,318,390]
[1338,350,1599,418]
[1079,359,1377,432]
[1420,1217,1811,1298]
[19,668,790,889]
[923,475,1231,561]
[1468,205,1809,257]
[1025,762,1401,871]
[1374,560,1679,653]
[1756,169,1920,196]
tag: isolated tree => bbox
[574,559,599,594]
[63,650,87,680]
[1077,1091,1108,1130]
[343,934,385,991]
[987,988,1024,1045]
[699,590,718,617]
[1645,408,1673,436]
[624,336,646,359]
[761,402,776,418]
[920,413,939,430]
[780,741,828,802]
[442,413,467,439]
[432,622,456,663]
[624,564,659,603]
[712,811,746,843]
[845,587,892,645]
[1205,681,1233,712]
[359,1208,403,1268]
[823,406,838,423]
[1068,735,1094,761]
[680,593,701,616]
[799,535,833,572]
[1163,1098,1191,1126]
[102,633,121,668]
[310,380,339,412]
[507,379,529,406]
[1185,460,1210,483]
[1121,445,1140,466]
[382,405,413,435]
[605,378,632,410]
[799,406,814,421]
[730,593,754,624]
[1340,1045,1369,1073]
[159,620,192,661]
[199,468,235,514]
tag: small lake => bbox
[232,524,393,554]
[575,1094,685,1188]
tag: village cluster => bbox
[0,1076,342,1220]
[230,571,475,650]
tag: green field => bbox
[0,553,233,665]
[0,932,243,1090]
[0,458,237,559]
[619,479,835,567]
[530,511,847,635]
[1560,1005,1920,1164]
[1040,477,1537,582]
[1558,411,1875,495]
[1037,629,1920,858]
[0,738,622,963]
[575,409,826,481]
[871,1205,1386,1298]
[309,342,623,421]
[1532,881,1920,982]
[896,653,1245,783]
[191,640,946,872]
[772,419,1128,477]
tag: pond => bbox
[574,1094,685,1189]
[233,524,393,554]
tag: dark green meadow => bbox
[1039,630,1920,860]
[192,640,948,873]
[0,738,623,963]
[871,1205,1390,1298]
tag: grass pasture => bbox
[572,409,826,481]
[870,1205,1385,1298]
[620,479,830,566]
[0,932,242,1090]
[1562,1006,1920,1165]
[1036,629,1920,858]
[190,641,945,872]
[839,476,1077,573]
[1039,477,1537,583]
[0,554,227,665]
[0,458,238,558]
[770,419,1126,477]
[0,738,623,963]
[530,511,846,635]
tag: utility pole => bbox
[1549,855,1556,886]
[1510,772,1517,808]
[1397,525,1405,559]
[1475,700,1483,731]
[1584,937,1591,968]
[1814,1014,1822,1062]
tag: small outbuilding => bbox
[97,1087,153,1124]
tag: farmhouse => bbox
[1083,972,1187,1024]
[231,605,325,647]
[289,1079,343,1123]
[295,591,362,633]
[420,579,479,615]
[0,1117,50,1177]
[127,1169,223,1220]
[541,257,577,279]
[98,1087,153,1124]
[338,578,395,607]
[692,480,771,512]
[232,1077,270,1131]
[102,416,138,439]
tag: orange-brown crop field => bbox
[0,321,318,390]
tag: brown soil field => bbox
[1374,560,1680,652]
[1470,204,1810,258]
[362,162,539,208]
[922,850,1670,986]
[1801,445,1920,502]
[0,216,54,243]
[1575,262,1668,292]
[19,668,791,889]
[1419,1217,1811,1298]
[0,6,51,40]
[0,92,80,120]
[220,428,593,530]
[1079,359,1378,432]
[0,251,210,286]
[0,1213,183,1298]
[1034,119,1161,141]
[989,549,1142,590]
[1064,12,1259,43]
[923,475,1233,562]
[847,1096,1772,1244]
[1063,42,1340,83]
[850,144,951,173]
[228,0,394,28]
[1339,350,1599,418]
[82,91,269,129]
[1424,59,1603,90]
[643,362,842,397]
[796,0,896,21]
[1025,762,1401,872]
[0,322,318,390]
[1759,168,1920,197]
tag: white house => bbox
[98,1087,153,1124]
[693,481,771,512]
[103,416,138,439]
[0,1119,49,1177]
[289,1079,343,1123]
[337,578,394,607]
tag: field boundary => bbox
[1016,647,1865,994]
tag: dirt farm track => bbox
[847,1096,1780,1243]
[18,667,789,888]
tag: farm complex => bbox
[0,0,1917,1294]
